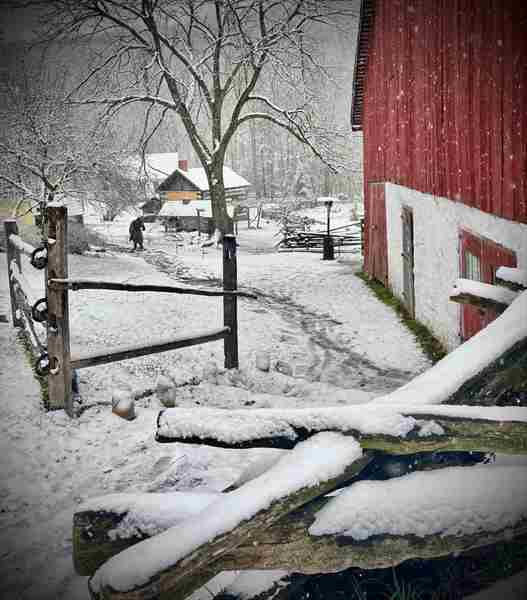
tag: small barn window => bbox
[464,251,481,281]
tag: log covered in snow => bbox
[155,404,527,453]
[495,267,527,291]
[74,451,489,576]
[79,463,527,600]
[449,278,518,313]
[88,434,369,600]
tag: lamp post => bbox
[323,199,334,260]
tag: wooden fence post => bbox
[223,234,238,369]
[46,205,73,415]
[4,219,23,328]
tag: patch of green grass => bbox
[384,574,426,600]
[356,272,447,364]
[16,329,49,407]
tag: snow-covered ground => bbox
[0,208,521,599]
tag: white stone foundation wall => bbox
[384,183,527,351]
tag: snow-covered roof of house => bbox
[159,166,251,192]
[158,200,212,218]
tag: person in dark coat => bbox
[129,216,145,250]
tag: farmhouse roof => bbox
[158,166,251,193]
[351,0,375,131]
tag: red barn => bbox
[352,0,527,350]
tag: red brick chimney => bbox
[178,159,188,171]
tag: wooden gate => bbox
[365,183,388,285]
[459,230,517,341]
[401,206,415,317]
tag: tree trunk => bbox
[209,161,233,238]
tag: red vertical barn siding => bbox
[365,183,388,285]
[362,0,527,228]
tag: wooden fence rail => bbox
[276,221,362,254]
[8,232,39,257]
[70,327,230,370]
[48,278,256,298]
[5,207,252,416]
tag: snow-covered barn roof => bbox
[158,166,251,193]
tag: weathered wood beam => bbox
[46,204,73,414]
[7,232,37,257]
[496,267,527,291]
[49,278,257,299]
[450,279,517,313]
[87,447,372,600]
[75,498,527,586]
[219,512,527,575]
[4,220,23,327]
[70,326,230,369]
[17,301,46,355]
[449,292,509,313]
[10,260,42,309]
[155,407,527,454]
[74,451,486,577]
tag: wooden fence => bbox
[5,206,255,417]
[276,221,363,254]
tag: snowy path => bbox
[140,232,428,394]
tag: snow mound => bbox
[310,465,527,540]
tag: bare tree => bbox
[23,0,357,237]
[0,47,139,229]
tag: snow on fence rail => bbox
[4,206,256,417]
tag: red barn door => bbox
[365,183,388,285]
[459,230,517,341]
